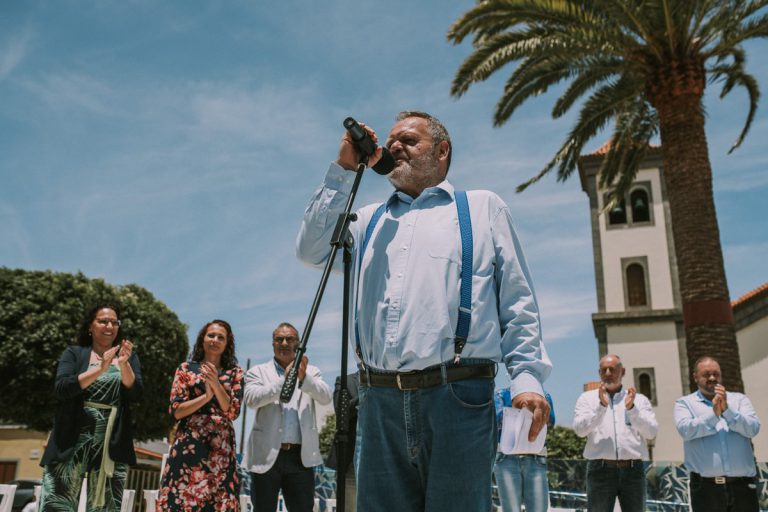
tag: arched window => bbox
[633,367,657,406]
[608,198,627,225]
[638,373,652,399]
[626,263,647,307]
[630,188,650,223]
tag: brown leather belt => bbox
[280,443,301,451]
[360,363,495,391]
[597,459,642,468]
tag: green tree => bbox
[448,1,767,391]
[546,426,587,460]
[319,412,336,461]
[0,268,189,440]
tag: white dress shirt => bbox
[296,163,551,397]
[573,388,658,460]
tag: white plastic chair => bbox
[119,489,135,512]
[239,494,252,512]
[143,453,168,512]
[325,498,337,512]
[0,484,18,512]
[77,478,88,512]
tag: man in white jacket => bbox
[573,354,658,512]
[243,322,333,512]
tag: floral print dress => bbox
[156,362,244,512]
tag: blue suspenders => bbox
[356,191,473,365]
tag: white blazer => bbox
[243,360,333,473]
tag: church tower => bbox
[578,143,686,461]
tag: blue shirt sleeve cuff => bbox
[509,371,544,398]
[721,408,737,423]
[324,162,357,191]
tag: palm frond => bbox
[552,58,624,118]
[517,76,637,192]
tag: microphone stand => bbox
[280,155,369,512]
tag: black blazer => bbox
[41,345,143,467]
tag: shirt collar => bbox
[273,359,286,376]
[695,390,713,405]
[388,179,455,207]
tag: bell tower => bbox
[578,143,686,461]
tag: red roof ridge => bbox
[732,282,768,308]
[584,139,661,158]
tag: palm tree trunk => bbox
[653,91,744,393]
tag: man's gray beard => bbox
[387,154,442,195]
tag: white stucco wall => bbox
[737,315,768,460]
[598,167,676,313]
[606,321,685,462]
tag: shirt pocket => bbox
[427,228,461,265]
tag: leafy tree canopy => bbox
[319,412,336,461]
[546,425,587,460]
[0,267,189,441]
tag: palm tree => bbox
[448,0,767,392]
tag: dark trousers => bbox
[250,447,315,512]
[690,473,759,512]
[586,459,646,512]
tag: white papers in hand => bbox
[499,407,547,455]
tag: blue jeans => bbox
[356,375,496,512]
[494,453,549,512]
[586,459,646,512]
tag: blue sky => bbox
[1,1,766,433]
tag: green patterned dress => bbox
[40,364,127,512]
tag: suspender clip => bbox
[453,335,467,364]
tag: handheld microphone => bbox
[343,117,395,175]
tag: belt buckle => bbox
[714,476,726,484]
[396,372,418,391]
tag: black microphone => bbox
[343,117,395,175]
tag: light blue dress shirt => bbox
[274,360,302,444]
[674,390,760,477]
[297,163,551,397]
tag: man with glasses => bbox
[674,357,761,512]
[243,322,332,512]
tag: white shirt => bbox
[573,387,658,460]
[297,164,551,397]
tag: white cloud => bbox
[0,30,33,81]
[536,288,596,343]
[20,71,118,116]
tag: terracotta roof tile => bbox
[732,282,768,308]
[584,140,661,158]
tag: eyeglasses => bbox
[273,336,299,344]
[96,319,121,327]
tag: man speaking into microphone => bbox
[297,111,551,512]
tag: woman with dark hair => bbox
[39,302,142,511]
[157,320,244,511]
